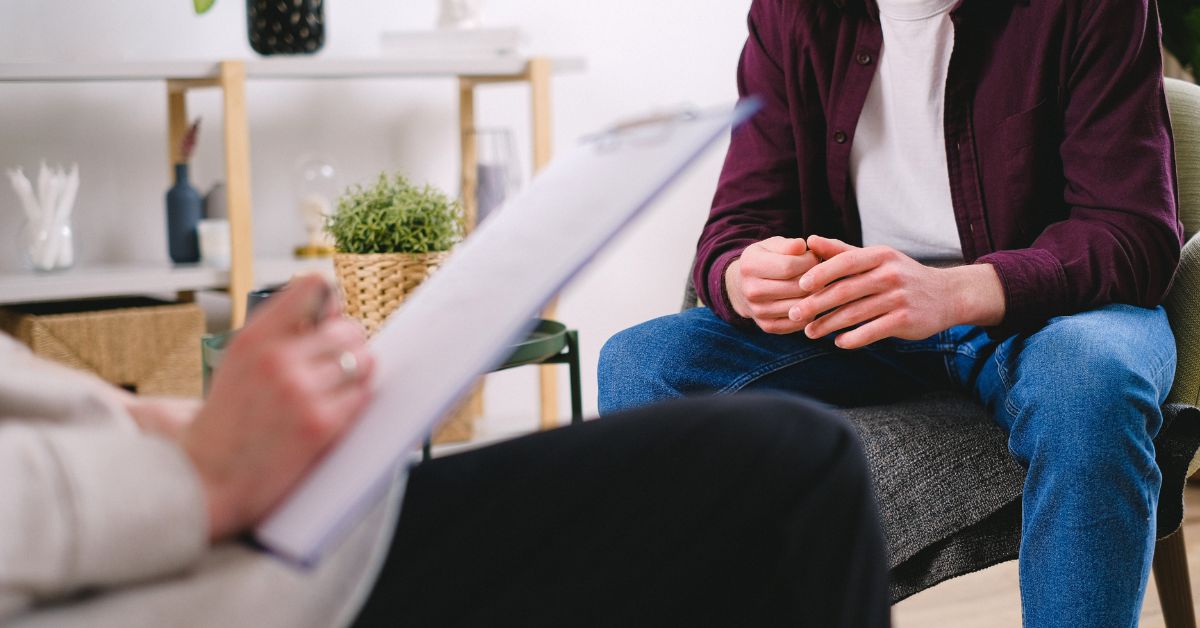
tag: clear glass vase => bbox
[21,218,74,272]
[472,128,521,226]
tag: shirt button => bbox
[833,131,848,144]
[856,51,873,65]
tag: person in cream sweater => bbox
[1,275,891,628]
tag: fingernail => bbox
[799,276,812,291]
[805,324,816,339]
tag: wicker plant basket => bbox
[332,251,480,444]
[333,252,449,337]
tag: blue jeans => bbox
[598,304,1176,627]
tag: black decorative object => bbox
[247,0,325,56]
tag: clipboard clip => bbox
[582,107,701,152]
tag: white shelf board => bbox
[0,56,585,83]
[0,61,222,82]
[245,56,585,79]
[0,258,333,305]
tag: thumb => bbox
[807,235,857,260]
[760,236,808,256]
[243,273,333,338]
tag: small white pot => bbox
[437,0,484,29]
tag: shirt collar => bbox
[875,0,960,20]
[834,0,1029,22]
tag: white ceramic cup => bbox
[198,218,231,269]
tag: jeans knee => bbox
[1006,389,1162,498]
[598,326,638,389]
[598,317,685,415]
[1021,305,1175,404]
[1004,306,1173,459]
[1016,418,1152,473]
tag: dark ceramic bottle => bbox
[166,163,203,264]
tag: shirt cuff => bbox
[975,248,1069,335]
[46,428,208,589]
[705,248,759,330]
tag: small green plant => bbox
[326,173,465,255]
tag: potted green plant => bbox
[327,173,475,443]
[326,172,465,337]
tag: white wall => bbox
[0,0,752,431]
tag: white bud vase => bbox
[437,0,484,30]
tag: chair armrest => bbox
[1168,233,1200,408]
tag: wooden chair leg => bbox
[1155,528,1197,628]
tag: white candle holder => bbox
[437,0,484,30]
[7,163,79,272]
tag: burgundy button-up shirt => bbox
[695,0,1183,333]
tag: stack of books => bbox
[379,27,525,59]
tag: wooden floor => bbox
[893,484,1200,627]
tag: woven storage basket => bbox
[333,251,480,443]
[0,298,204,397]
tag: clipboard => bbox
[255,99,762,566]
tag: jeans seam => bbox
[1152,355,1175,396]
[943,353,960,388]
[718,344,842,394]
[888,344,939,354]
[954,344,978,359]
[992,342,1024,423]
[718,333,980,395]
[889,342,968,355]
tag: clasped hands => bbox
[725,235,1006,349]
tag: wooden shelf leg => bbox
[167,86,194,306]
[527,57,561,430]
[529,58,554,172]
[218,61,255,328]
[459,79,479,229]
[167,88,189,167]
[456,77,488,431]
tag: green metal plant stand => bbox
[421,319,582,460]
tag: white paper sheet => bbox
[255,100,760,566]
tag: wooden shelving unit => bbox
[0,258,333,306]
[0,54,583,422]
[0,58,585,82]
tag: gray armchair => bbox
[680,77,1200,625]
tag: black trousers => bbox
[353,395,890,627]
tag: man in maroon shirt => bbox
[599,0,1183,625]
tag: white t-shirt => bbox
[850,0,962,261]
